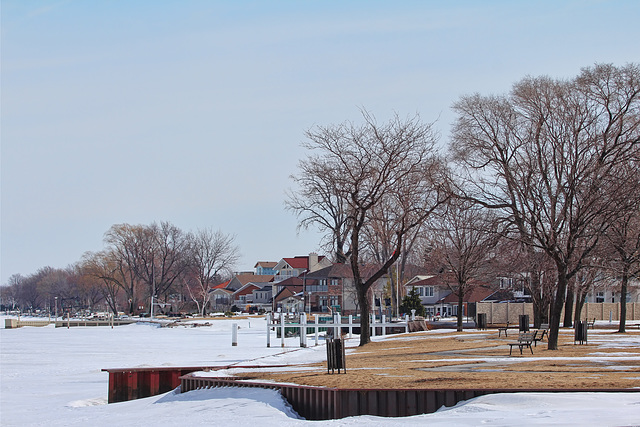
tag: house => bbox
[587,277,640,303]
[226,273,274,291]
[248,283,272,312]
[271,276,304,307]
[209,281,233,312]
[303,263,352,313]
[272,282,303,313]
[254,261,277,276]
[273,253,332,282]
[403,273,454,316]
[232,283,261,310]
[303,263,390,316]
[439,283,496,317]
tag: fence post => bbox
[405,314,409,333]
[382,314,386,336]
[314,314,319,346]
[348,315,353,339]
[266,313,271,348]
[300,313,307,348]
[371,313,376,337]
[232,323,238,346]
[280,312,285,348]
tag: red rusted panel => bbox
[149,371,160,396]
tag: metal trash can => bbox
[476,313,487,330]
[326,338,346,374]
[575,320,588,344]
[519,314,530,332]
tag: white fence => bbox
[265,313,410,348]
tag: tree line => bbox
[287,63,640,348]
[1,222,239,317]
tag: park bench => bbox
[508,332,534,355]
[532,328,547,347]
[533,324,549,344]
[498,322,510,337]
[587,318,596,329]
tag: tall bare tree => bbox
[184,228,240,316]
[286,157,353,263]
[290,110,449,345]
[603,163,640,332]
[103,224,146,314]
[424,199,501,331]
[451,63,640,349]
[81,252,126,315]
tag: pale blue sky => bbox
[2,0,639,284]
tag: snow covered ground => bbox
[1,315,639,426]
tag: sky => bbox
[2,0,639,285]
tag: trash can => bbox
[575,320,588,344]
[476,313,487,330]
[519,314,530,332]
[326,338,346,374]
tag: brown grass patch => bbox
[231,328,640,390]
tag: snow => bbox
[1,316,640,426]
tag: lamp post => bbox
[54,297,58,320]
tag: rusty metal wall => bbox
[179,375,640,420]
[104,366,640,419]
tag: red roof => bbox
[234,284,260,296]
[212,280,231,290]
[282,255,326,269]
[440,285,496,303]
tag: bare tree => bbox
[451,63,640,349]
[424,199,501,331]
[103,224,146,314]
[290,110,449,345]
[361,197,423,317]
[287,157,353,263]
[184,228,240,316]
[603,166,640,332]
[80,253,124,315]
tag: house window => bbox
[596,292,605,303]
[331,279,339,286]
[424,286,434,297]
[499,277,514,289]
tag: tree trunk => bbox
[574,290,587,326]
[457,292,464,332]
[618,263,629,333]
[563,279,574,328]
[357,284,371,346]
[548,267,568,350]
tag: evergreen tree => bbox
[400,287,425,317]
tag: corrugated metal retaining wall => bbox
[105,367,640,419]
[103,367,209,403]
[180,376,494,420]
[180,376,640,420]
[103,365,289,403]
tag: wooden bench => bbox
[587,318,596,329]
[498,322,510,337]
[533,324,549,346]
[508,332,534,355]
[532,328,547,347]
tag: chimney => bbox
[308,252,319,272]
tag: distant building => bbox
[254,261,277,276]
